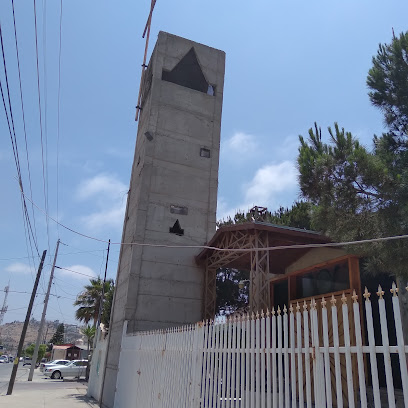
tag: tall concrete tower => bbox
[101,32,225,407]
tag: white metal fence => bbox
[114,283,408,408]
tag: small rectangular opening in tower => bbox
[170,205,188,215]
[200,148,211,158]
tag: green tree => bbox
[101,283,114,329]
[367,31,408,136]
[216,268,249,315]
[25,344,46,364]
[217,201,314,230]
[74,278,114,328]
[297,32,408,276]
[49,323,65,345]
[80,325,96,353]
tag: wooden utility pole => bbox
[7,250,47,395]
[28,239,60,381]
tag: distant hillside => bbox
[0,319,83,354]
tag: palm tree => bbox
[80,325,96,352]
[74,278,114,328]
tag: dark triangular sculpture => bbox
[162,48,209,93]
[169,219,184,236]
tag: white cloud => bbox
[58,264,97,280]
[77,174,127,201]
[217,160,299,222]
[81,201,126,232]
[5,262,32,274]
[76,173,127,232]
[222,132,259,156]
[243,161,298,204]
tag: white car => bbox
[0,356,8,363]
[40,359,70,372]
[43,360,88,380]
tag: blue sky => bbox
[0,0,407,326]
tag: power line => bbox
[33,0,51,257]
[16,180,408,252]
[42,0,50,248]
[0,250,107,261]
[11,0,39,248]
[56,0,63,236]
[0,23,39,260]
[55,266,95,279]
[53,280,79,298]
[7,289,74,301]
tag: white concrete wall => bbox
[87,331,108,402]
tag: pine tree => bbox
[297,31,408,276]
[49,323,65,345]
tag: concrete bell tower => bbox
[101,32,225,407]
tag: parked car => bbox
[0,356,8,363]
[40,359,70,372]
[43,360,88,380]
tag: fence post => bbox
[352,290,367,408]
[266,309,272,408]
[289,305,296,408]
[391,282,408,406]
[245,313,250,408]
[363,288,381,408]
[277,306,283,408]
[283,306,290,408]
[272,308,277,408]
[260,311,266,408]
[342,292,355,408]
[311,298,326,407]
[321,297,333,408]
[377,285,396,408]
[331,295,343,408]
[190,323,203,407]
[303,301,312,408]
[296,303,304,408]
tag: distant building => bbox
[51,344,88,360]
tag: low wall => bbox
[87,330,108,402]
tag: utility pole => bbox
[97,239,111,328]
[28,239,60,381]
[7,250,46,395]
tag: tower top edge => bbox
[157,31,226,56]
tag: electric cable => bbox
[56,0,63,236]
[11,0,39,248]
[7,289,75,301]
[53,280,79,298]
[0,23,39,261]
[42,0,50,247]
[52,285,67,319]
[33,0,51,257]
[55,266,95,279]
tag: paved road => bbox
[0,362,30,394]
[0,362,88,395]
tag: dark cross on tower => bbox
[135,0,157,121]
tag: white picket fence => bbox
[114,283,408,408]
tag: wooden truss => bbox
[198,223,330,320]
[202,229,271,319]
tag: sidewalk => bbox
[0,367,98,408]
[0,383,98,407]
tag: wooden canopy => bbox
[196,222,331,319]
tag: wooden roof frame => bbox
[196,222,331,319]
